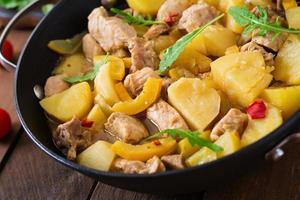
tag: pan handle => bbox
[0,0,51,71]
[265,133,300,161]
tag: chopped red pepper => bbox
[164,12,179,26]
[152,140,161,146]
[0,40,13,68]
[81,119,94,128]
[246,100,267,120]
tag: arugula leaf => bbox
[159,14,225,75]
[42,3,54,15]
[64,54,109,84]
[228,6,300,38]
[142,129,223,153]
[110,8,160,26]
[0,0,33,10]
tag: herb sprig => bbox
[142,129,223,153]
[159,14,225,75]
[110,8,160,26]
[64,54,108,84]
[228,6,300,38]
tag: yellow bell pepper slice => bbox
[115,83,133,101]
[94,55,125,81]
[86,104,107,131]
[111,138,177,161]
[112,78,163,115]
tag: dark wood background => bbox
[0,30,299,200]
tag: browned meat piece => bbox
[111,48,130,58]
[113,156,166,174]
[240,41,275,66]
[44,75,69,97]
[147,99,189,131]
[144,23,170,40]
[251,6,285,24]
[104,112,149,144]
[124,67,160,97]
[82,34,105,62]
[157,0,192,25]
[54,117,92,160]
[128,37,160,72]
[161,78,174,100]
[251,30,288,52]
[178,3,219,32]
[88,7,137,52]
[210,108,248,141]
[161,154,185,170]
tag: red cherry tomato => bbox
[0,40,13,68]
[0,108,12,139]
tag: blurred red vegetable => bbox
[0,40,13,68]
[0,108,12,139]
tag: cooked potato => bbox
[241,104,283,147]
[283,1,298,12]
[211,52,273,107]
[185,147,217,167]
[86,104,107,130]
[77,141,116,171]
[168,67,195,80]
[173,48,212,75]
[126,0,166,14]
[94,94,113,117]
[94,62,120,106]
[215,131,241,158]
[40,82,92,122]
[274,35,300,85]
[168,78,221,131]
[188,25,238,57]
[53,54,90,77]
[154,35,176,55]
[261,85,300,118]
[111,138,177,161]
[219,0,245,12]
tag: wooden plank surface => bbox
[0,133,96,200]
[203,142,300,200]
[0,30,31,164]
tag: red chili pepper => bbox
[152,140,161,146]
[0,40,13,68]
[246,100,267,120]
[0,108,12,139]
[81,119,94,128]
[164,12,179,26]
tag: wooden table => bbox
[0,30,300,200]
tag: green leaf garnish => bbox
[228,6,300,38]
[159,14,225,75]
[63,54,109,84]
[110,8,160,26]
[142,129,223,153]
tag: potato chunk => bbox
[168,78,221,131]
[77,141,116,171]
[274,35,300,85]
[127,0,166,14]
[187,25,238,57]
[211,52,273,107]
[40,82,92,122]
[241,104,283,147]
[286,7,300,29]
[261,85,300,118]
[86,104,107,131]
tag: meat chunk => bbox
[128,37,160,72]
[54,117,92,160]
[161,154,185,170]
[82,34,105,62]
[104,112,149,144]
[113,156,166,174]
[210,108,248,141]
[124,67,160,97]
[144,23,170,40]
[157,0,192,25]
[88,7,137,52]
[147,99,189,131]
[252,31,288,52]
[178,3,219,32]
[111,48,129,58]
[44,75,69,97]
[241,41,275,66]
